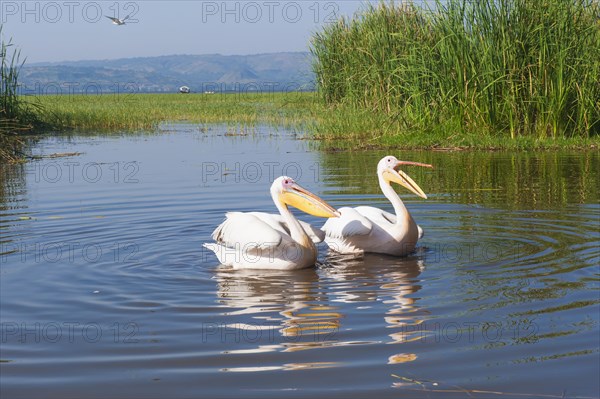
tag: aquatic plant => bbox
[0,25,41,161]
[310,0,600,140]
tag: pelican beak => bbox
[280,183,341,218]
[382,161,432,199]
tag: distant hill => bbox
[19,52,315,94]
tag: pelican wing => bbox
[354,206,424,239]
[355,206,396,225]
[248,212,325,243]
[212,212,284,249]
[322,207,373,238]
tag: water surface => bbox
[1,125,598,398]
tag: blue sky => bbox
[1,1,378,63]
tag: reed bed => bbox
[30,91,596,149]
[310,0,600,141]
[1,26,24,161]
[5,0,600,154]
[32,91,321,132]
[0,26,43,161]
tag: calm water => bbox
[1,125,599,398]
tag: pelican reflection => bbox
[214,266,343,355]
[213,253,429,370]
[321,253,428,362]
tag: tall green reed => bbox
[1,25,47,161]
[1,26,32,161]
[311,0,600,140]
[1,26,23,123]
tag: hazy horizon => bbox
[1,1,376,63]
[27,50,311,66]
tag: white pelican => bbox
[203,176,340,270]
[322,156,432,256]
[105,14,131,25]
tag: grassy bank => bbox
[31,91,320,131]
[310,106,600,150]
[310,0,600,142]
[26,91,600,150]
[3,1,600,154]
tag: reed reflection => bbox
[318,150,599,209]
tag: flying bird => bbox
[322,156,432,256]
[203,176,340,270]
[105,14,131,25]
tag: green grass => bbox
[4,1,600,156]
[310,0,600,142]
[31,91,321,131]
[25,91,600,150]
[311,105,600,150]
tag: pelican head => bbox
[271,176,340,218]
[377,156,432,199]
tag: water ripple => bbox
[1,130,598,398]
